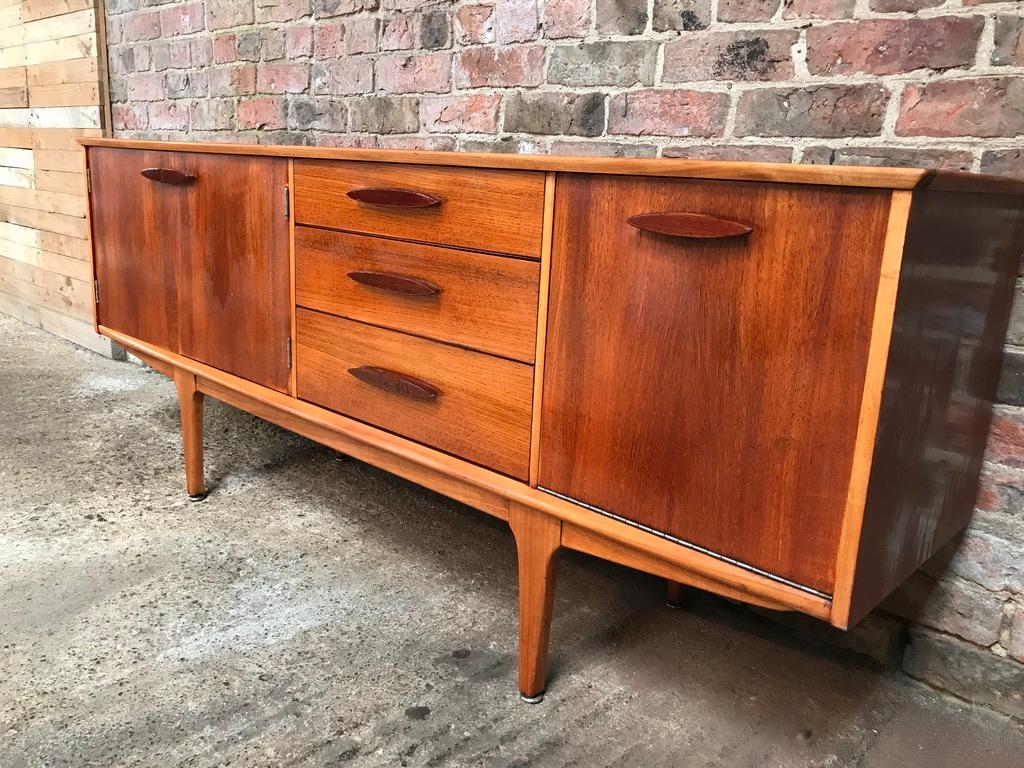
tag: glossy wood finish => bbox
[346,187,441,208]
[346,270,441,296]
[843,187,1024,625]
[173,368,206,499]
[295,309,535,479]
[141,167,195,185]
[295,227,540,362]
[627,212,752,238]
[509,503,562,700]
[528,173,557,485]
[540,174,892,594]
[293,160,546,257]
[348,365,441,401]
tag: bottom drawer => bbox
[296,309,534,479]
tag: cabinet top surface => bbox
[79,138,1024,195]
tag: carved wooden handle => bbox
[348,366,440,401]
[347,270,441,297]
[140,167,196,185]
[627,212,752,239]
[346,187,442,208]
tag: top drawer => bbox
[293,160,546,258]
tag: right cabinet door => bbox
[538,174,892,594]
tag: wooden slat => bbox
[34,168,84,194]
[22,8,94,43]
[33,147,83,171]
[0,127,33,147]
[28,80,99,106]
[40,229,89,260]
[0,184,87,216]
[24,33,96,66]
[0,237,91,281]
[0,167,32,186]
[20,0,94,22]
[0,288,111,354]
[0,262,91,317]
[0,146,33,167]
[0,202,88,237]
[27,56,97,86]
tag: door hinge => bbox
[86,168,92,195]
[284,185,290,219]
[93,280,100,304]
[287,336,293,368]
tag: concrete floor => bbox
[1,313,1023,768]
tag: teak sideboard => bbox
[79,138,1024,702]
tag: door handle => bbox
[627,212,752,239]
[348,366,441,401]
[347,270,442,297]
[346,187,442,208]
[141,168,196,185]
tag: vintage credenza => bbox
[79,138,1024,702]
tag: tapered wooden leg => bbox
[666,580,687,607]
[508,504,561,703]
[173,368,206,501]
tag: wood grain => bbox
[293,160,547,257]
[173,368,206,499]
[539,174,892,594]
[295,227,540,362]
[627,212,753,238]
[295,309,535,479]
[528,173,556,486]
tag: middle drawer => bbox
[295,227,541,362]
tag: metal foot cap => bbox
[188,492,208,502]
[520,692,545,704]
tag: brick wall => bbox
[102,0,1024,716]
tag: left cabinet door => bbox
[90,148,292,393]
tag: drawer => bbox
[296,309,534,479]
[293,160,546,258]
[295,227,540,362]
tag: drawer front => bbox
[296,309,534,479]
[293,160,546,258]
[295,227,540,362]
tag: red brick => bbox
[975,463,1024,515]
[311,59,374,95]
[123,11,161,42]
[544,0,590,38]
[717,0,780,22]
[981,149,1024,180]
[662,144,793,162]
[159,2,204,37]
[316,133,379,148]
[313,23,346,58]
[1009,608,1024,663]
[596,0,647,36]
[897,78,1024,138]
[286,25,313,58]
[190,37,213,66]
[736,84,888,137]
[421,93,501,134]
[256,63,309,94]
[807,17,984,76]
[653,0,711,31]
[455,4,495,45]
[551,140,657,157]
[663,30,797,82]
[782,0,854,19]
[190,98,236,131]
[993,15,1024,67]
[111,103,148,131]
[237,97,286,129]
[206,0,253,30]
[148,101,190,131]
[870,0,942,10]
[800,145,973,171]
[213,33,237,64]
[985,406,1024,469]
[379,136,458,151]
[453,45,544,88]
[344,17,378,53]
[608,90,729,138]
[255,0,310,23]
[209,64,256,97]
[495,0,539,43]
[377,52,451,94]
[381,14,414,50]
[260,28,287,60]
[125,72,165,101]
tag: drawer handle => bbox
[346,187,442,208]
[347,270,442,297]
[140,167,195,185]
[627,212,752,239]
[348,366,441,401]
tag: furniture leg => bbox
[666,580,687,608]
[508,503,561,703]
[173,368,207,501]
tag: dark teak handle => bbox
[141,167,196,185]
[627,212,753,239]
[346,187,442,208]
[348,366,441,401]
[347,270,442,297]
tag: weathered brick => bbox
[999,348,1024,408]
[885,573,1004,646]
[975,462,1024,515]
[106,16,123,46]
[1010,606,1024,663]
[897,78,1024,138]
[544,0,590,38]
[124,10,161,41]
[455,4,495,44]
[159,2,204,36]
[800,146,973,171]
[344,16,379,53]
[166,70,208,98]
[313,0,376,17]
[316,133,378,148]
[286,25,313,57]
[311,58,373,94]
[903,630,1024,719]
[257,62,310,94]
[112,103,148,131]
[209,64,257,96]
[596,0,647,36]
[260,27,288,59]
[206,0,253,30]
[551,140,658,158]
[782,0,854,19]
[148,101,190,130]
[418,9,450,49]
[380,135,456,151]
[236,30,262,60]
[255,0,310,23]
[548,41,658,87]
[662,144,793,162]
[986,405,1024,470]
[151,40,192,71]
[504,91,605,137]
[460,136,545,154]
[190,36,214,66]
[993,15,1024,67]
[213,33,237,63]
[126,72,165,101]
[1005,291,1024,345]
[870,0,942,10]
[608,90,728,137]
[663,30,797,82]
[940,515,1024,595]
[381,14,413,50]
[453,45,544,88]
[422,93,501,134]
[495,0,539,43]
[314,23,346,57]
[189,98,235,130]
[288,96,347,131]
[717,0,780,22]
[981,149,1024,180]
[349,95,419,133]
[653,0,710,31]
[377,52,451,94]
[736,85,888,138]
[237,97,286,129]
[807,18,984,76]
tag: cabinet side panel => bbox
[847,189,1024,624]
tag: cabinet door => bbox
[539,175,892,594]
[91,148,181,351]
